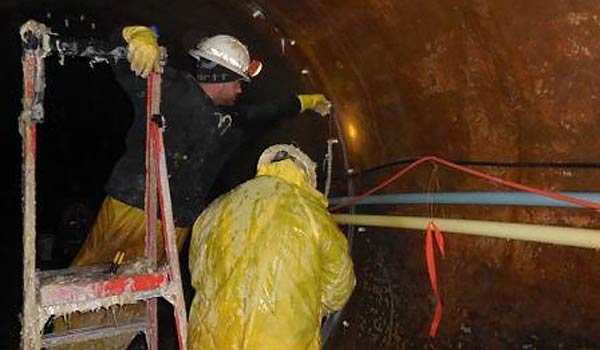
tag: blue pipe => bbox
[329,192,600,207]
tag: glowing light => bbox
[347,123,357,140]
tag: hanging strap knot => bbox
[425,221,445,336]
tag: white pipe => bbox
[333,214,600,249]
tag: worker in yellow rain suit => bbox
[189,144,356,350]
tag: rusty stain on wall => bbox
[245,0,600,348]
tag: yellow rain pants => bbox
[72,196,189,266]
[52,196,190,350]
[189,159,356,350]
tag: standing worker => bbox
[50,23,331,350]
[189,144,356,350]
[72,26,332,267]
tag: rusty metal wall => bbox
[248,0,600,169]
[239,0,600,348]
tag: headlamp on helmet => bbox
[188,34,262,83]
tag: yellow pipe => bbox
[333,214,600,250]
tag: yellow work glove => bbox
[297,94,332,116]
[122,26,161,78]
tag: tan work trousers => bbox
[52,196,190,350]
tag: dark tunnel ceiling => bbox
[7,0,600,172]
[5,0,600,348]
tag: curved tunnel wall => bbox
[244,1,600,348]
[251,0,600,167]
[3,0,599,349]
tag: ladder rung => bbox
[42,318,148,348]
[38,262,170,315]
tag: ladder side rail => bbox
[144,67,161,350]
[19,24,49,350]
[152,74,189,350]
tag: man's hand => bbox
[297,94,332,116]
[122,26,161,78]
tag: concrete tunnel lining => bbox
[3,0,599,349]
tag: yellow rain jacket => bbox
[189,159,356,350]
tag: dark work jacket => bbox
[106,64,300,227]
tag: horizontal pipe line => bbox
[334,214,600,249]
[329,192,600,207]
[333,214,600,249]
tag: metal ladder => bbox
[19,21,188,350]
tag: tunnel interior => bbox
[2,0,599,349]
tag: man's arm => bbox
[230,93,332,128]
[189,196,223,290]
[319,215,356,313]
[232,95,300,127]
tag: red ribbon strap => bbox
[425,221,445,336]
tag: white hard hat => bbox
[257,144,317,188]
[189,34,259,81]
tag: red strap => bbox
[329,156,600,212]
[425,221,445,336]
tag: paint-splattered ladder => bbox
[18,20,187,350]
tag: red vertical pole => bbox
[144,73,159,350]
[155,121,189,350]
[20,33,44,350]
[145,47,188,350]
[148,64,189,348]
